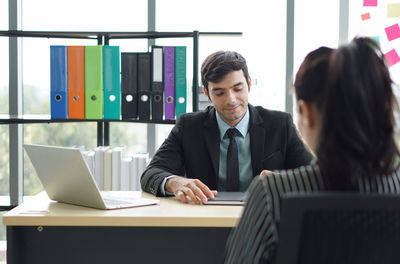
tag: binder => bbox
[133,153,148,191]
[104,148,113,191]
[82,150,95,176]
[175,46,187,118]
[163,46,175,120]
[129,158,138,191]
[121,53,138,119]
[67,46,85,119]
[50,45,68,119]
[85,45,103,119]
[120,157,131,191]
[138,53,151,121]
[151,46,164,121]
[94,146,110,190]
[112,147,124,190]
[103,45,121,120]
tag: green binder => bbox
[103,45,121,119]
[175,46,187,117]
[85,45,103,119]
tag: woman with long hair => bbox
[224,37,400,263]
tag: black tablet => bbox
[204,192,245,205]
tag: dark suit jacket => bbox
[141,104,313,196]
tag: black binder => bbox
[151,46,164,121]
[121,53,138,119]
[138,53,151,121]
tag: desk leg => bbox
[7,227,21,264]
[7,226,232,264]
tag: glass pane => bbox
[0,125,9,201]
[293,0,340,120]
[157,0,287,112]
[22,38,102,115]
[349,0,400,86]
[294,0,340,74]
[0,0,8,115]
[156,124,174,150]
[156,0,287,148]
[22,0,147,115]
[24,123,97,195]
[22,0,147,31]
[110,123,147,155]
[348,0,400,137]
[0,39,9,115]
[0,1,7,28]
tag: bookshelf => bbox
[0,30,242,146]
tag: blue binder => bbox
[50,46,68,119]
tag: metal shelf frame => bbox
[0,30,242,146]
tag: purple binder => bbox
[164,46,175,120]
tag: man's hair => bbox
[201,51,250,94]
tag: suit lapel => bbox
[203,107,220,186]
[249,105,266,176]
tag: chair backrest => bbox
[275,193,400,264]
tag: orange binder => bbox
[67,46,85,119]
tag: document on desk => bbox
[204,192,245,206]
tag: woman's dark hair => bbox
[296,37,398,190]
[295,46,334,109]
[201,51,250,96]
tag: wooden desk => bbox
[3,192,243,264]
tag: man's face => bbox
[203,70,250,127]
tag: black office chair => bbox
[275,193,400,264]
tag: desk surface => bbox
[3,191,243,227]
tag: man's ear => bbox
[247,77,252,92]
[202,86,212,102]
[298,100,315,128]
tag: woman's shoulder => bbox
[257,163,324,194]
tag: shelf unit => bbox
[1,30,242,209]
[0,30,242,146]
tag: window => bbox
[292,0,340,119]
[0,0,9,201]
[157,0,287,112]
[0,0,8,114]
[21,0,148,195]
[155,0,287,147]
[294,0,340,72]
[0,126,9,198]
[23,123,98,195]
[348,0,400,85]
[0,3,9,263]
[348,0,400,136]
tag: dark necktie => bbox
[226,128,240,191]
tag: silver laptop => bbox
[24,144,159,210]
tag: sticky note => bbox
[364,0,377,7]
[385,49,400,67]
[388,3,400,18]
[385,24,400,41]
[361,13,371,21]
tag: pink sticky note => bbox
[364,0,377,6]
[385,49,400,67]
[361,12,371,20]
[385,24,400,41]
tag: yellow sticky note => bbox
[388,3,400,18]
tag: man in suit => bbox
[141,51,313,204]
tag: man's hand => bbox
[260,170,273,177]
[165,176,218,204]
